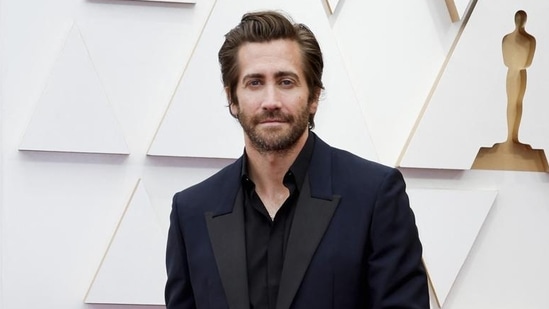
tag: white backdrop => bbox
[1,0,549,308]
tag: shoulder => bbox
[334,147,400,184]
[331,146,391,171]
[308,134,403,199]
[172,158,242,212]
[315,137,397,179]
[309,136,403,196]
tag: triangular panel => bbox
[19,23,129,154]
[407,188,496,307]
[76,0,216,153]
[332,0,462,166]
[326,0,342,14]
[446,0,474,22]
[148,0,377,160]
[85,179,166,305]
[401,1,549,169]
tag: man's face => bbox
[230,39,318,153]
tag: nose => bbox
[261,85,282,110]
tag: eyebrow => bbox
[241,71,300,82]
[274,71,299,80]
[241,73,264,82]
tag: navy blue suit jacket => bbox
[165,134,429,309]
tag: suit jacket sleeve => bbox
[165,193,196,309]
[367,168,429,309]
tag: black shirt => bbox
[241,133,315,309]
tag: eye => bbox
[280,79,295,87]
[247,79,262,87]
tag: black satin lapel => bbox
[276,178,340,309]
[205,189,250,309]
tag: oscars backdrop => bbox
[1,0,548,308]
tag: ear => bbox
[308,88,321,113]
[224,86,231,101]
[308,100,318,115]
[226,87,239,118]
[229,103,239,118]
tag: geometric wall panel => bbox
[76,16,209,156]
[408,189,496,307]
[146,0,239,159]
[325,0,342,14]
[332,0,462,167]
[148,0,377,161]
[446,0,474,22]
[19,23,129,155]
[85,179,166,305]
[400,1,549,170]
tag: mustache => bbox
[252,110,293,124]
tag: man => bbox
[165,10,429,309]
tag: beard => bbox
[237,104,310,154]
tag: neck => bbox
[245,130,309,188]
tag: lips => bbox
[254,111,291,125]
[260,118,285,123]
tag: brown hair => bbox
[218,10,324,128]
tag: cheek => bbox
[237,92,263,110]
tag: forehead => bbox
[236,39,304,76]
